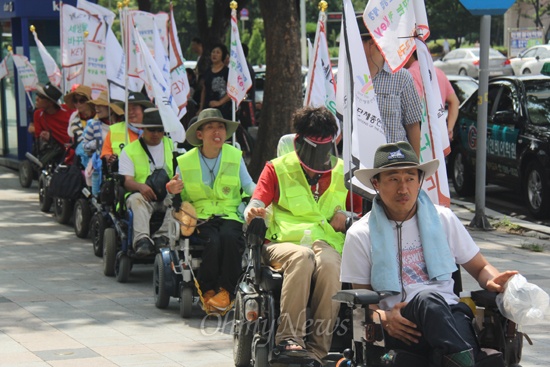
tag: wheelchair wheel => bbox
[103,228,117,276]
[90,212,106,257]
[233,292,253,366]
[19,160,33,188]
[180,286,193,318]
[74,198,92,238]
[153,253,170,309]
[54,198,73,225]
[116,254,131,283]
[39,175,53,213]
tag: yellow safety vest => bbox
[177,144,243,222]
[109,122,137,156]
[268,152,347,253]
[123,136,174,184]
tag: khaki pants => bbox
[126,193,171,246]
[263,240,341,360]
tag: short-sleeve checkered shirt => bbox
[373,63,422,143]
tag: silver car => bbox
[510,44,550,75]
[434,47,513,78]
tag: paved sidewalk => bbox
[0,165,549,367]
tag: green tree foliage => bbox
[248,28,265,65]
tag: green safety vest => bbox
[268,152,347,253]
[123,136,174,185]
[109,122,136,156]
[177,144,243,222]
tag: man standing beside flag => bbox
[357,15,422,157]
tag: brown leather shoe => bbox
[207,288,231,310]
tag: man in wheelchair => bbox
[244,106,362,366]
[341,141,518,367]
[118,108,175,257]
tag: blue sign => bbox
[459,0,516,16]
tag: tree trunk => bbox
[249,0,303,179]
[137,0,151,12]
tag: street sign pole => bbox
[471,14,492,229]
[459,0,516,230]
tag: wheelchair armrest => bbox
[113,173,125,185]
[471,289,498,308]
[332,289,381,306]
[246,217,267,249]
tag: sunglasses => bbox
[73,97,88,104]
[145,127,164,133]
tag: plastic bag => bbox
[496,274,549,326]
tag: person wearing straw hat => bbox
[357,14,422,157]
[243,106,362,365]
[341,141,518,367]
[119,108,175,257]
[65,85,95,144]
[166,108,256,312]
[32,82,73,150]
[100,91,154,166]
[76,90,124,167]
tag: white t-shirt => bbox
[341,205,480,310]
[119,140,166,177]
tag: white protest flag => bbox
[126,14,145,79]
[227,7,252,106]
[32,29,62,87]
[416,39,450,207]
[134,26,184,143]
[304,8,337,130]
[155,13,169,55]
[337,0,386,198]
[77,0,115,28]
[363,0,420,72]
[168,4,189,118]
[0,56,9,81]
[153,22,170,90]
[11,53,39,92]
[104,27,142,100]
[60,4,101,67]
[83,40,108,96]
[77,0,116,45]
[130,10,166,57]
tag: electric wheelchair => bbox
[233,218,528,367]
[101,173,166,283]
[152,201,208,318]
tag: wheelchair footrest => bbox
[269,351,321,367]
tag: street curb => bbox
[451,198,550,237]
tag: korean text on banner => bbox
[227,8,252,106]
[12,54,39,92]
[83,40,108,95]
[337,0,386,198]
[61,4,101,67]
[363,0,429,72]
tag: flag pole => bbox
[119,0,130,146]
[230,1,238,148]
[60,1,66,94]
[342,2,355,216]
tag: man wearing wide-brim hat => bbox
[341,141,518,367]
[32,82,73,149]
[166,108,256,313]
[119,108,175,256]
[100,91,155,165]
[356,14,422,157]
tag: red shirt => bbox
[253,162,363,214]
[34,105,74,146]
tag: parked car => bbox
[510,44,550,75]
[449,75,550,218]
[434,48,513,78]
[447,75,478,107]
